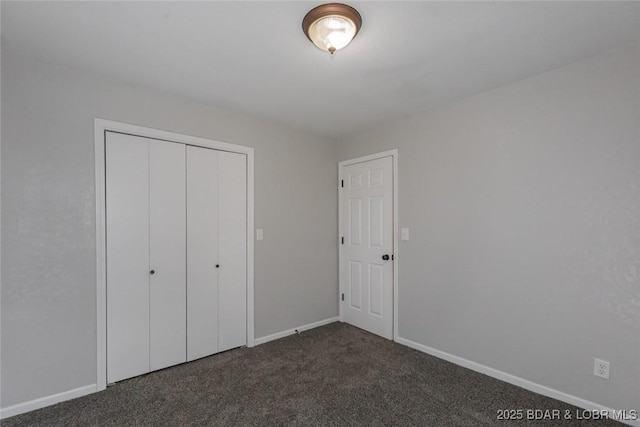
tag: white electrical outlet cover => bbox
[256,229,264,241]
[594,358,610,379]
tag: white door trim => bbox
[338,149,399,341]
[94,118,255,391]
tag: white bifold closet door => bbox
[148,140,187,371]
[187,146,247,361]
[106,132,186,383]
[186,147,219,360]
[217,151,247,352]
[106,133,247,382]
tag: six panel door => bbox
[341,156,393,339]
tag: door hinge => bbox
[341,293,345,301]
[341,236,344,245]
[341,180,344,188]
[392,254,394,260]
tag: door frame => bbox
[338,149,399,341]
[94,119,255,390]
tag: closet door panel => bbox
[149,141,187,371]
[186,146,219,361]
[106,132,150,383]
[218,151,247,352]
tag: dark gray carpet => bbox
[3,322,620,426]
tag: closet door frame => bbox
[94,119,255,391]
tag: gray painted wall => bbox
[3,30,638,417]
[1,49,338,407]
[338,43,640,410]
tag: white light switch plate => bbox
[401,228,409,241]
[256,229,264,241]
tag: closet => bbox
[105,132,247,383]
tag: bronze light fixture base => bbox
[302,3,362,54]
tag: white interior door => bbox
[218,151,247,352]
[106,132,150,383]
[186,146,220,361]
[341,156,393,339]
[149,141,187,371]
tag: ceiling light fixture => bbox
[302,3,362,55]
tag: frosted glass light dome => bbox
[308,15,357,53]
[303,4,362,55]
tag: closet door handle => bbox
[215,264,220,269]
[150,270,155,275]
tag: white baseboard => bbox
[396,337,639,427]
[0,384,97,420]
[254,317,340,346]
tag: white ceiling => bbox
[3,1,639,139]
